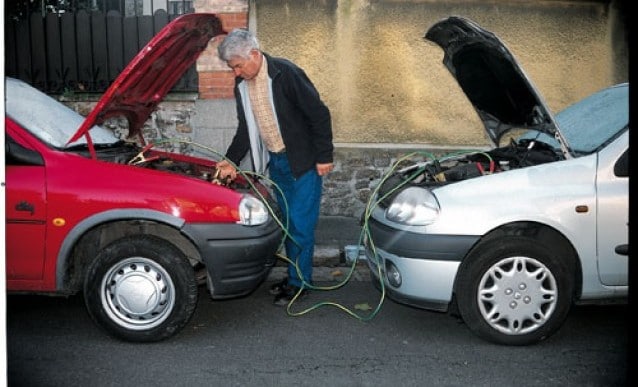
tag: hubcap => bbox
[101,257,175,330]
[477,256,557,335]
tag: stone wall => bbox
[63,97,470,218]
[322,145,467,218]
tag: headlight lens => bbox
[385,187,440,225]
[238,194,269,225]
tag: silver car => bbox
[364,16,628,345]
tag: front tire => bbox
[455,236,574,345]
[84,235,198,342]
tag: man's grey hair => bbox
[217,28,260,61]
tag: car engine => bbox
[77,141,235,186]
[377,138,561,205]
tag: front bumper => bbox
[365,217,479,311]
[183,218,282,298]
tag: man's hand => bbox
[316,162,334,176]
[215,160,238,181]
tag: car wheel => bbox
[455,236,574,345]
[83,235,198,342]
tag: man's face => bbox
[226,49,262,80]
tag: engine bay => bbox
[79,141,235,186]
[377,138,561,205]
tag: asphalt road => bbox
[6,279,630,387]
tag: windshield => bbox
[556,83,628,154]
[5,77,119,148]
[525,84,628,155]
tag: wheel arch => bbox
[452,221,582,302]
[56,209,201,293]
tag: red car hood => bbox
[67,13,224,146]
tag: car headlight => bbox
[238,194,269,226]
[385,187,440,225]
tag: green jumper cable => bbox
[152,138,487,322]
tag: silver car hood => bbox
[425,16,571,158]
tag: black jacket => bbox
[225,53,333,178]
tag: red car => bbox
[5,14,282,342]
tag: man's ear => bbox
[250,49,261,60]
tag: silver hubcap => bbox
[477,256,557,335]
[101,257,175,330]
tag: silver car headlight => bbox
[238,194,269,226]
[385,187,440,226]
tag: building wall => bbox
[187,0,627,218]
[62,0,628,219]
[253,0,628,145]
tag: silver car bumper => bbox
[364,217,479,312]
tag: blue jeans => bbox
[268,152,322,289]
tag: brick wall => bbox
[194,0,249,100]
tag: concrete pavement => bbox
[267,215,372,282]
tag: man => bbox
[215,28,334,306]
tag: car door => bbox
[596,141,628,286]
[5,126,48,283]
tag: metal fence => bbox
[4,1,196,94]
[5,0,194,19]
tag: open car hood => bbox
[67,13,224,146]
[425,16,571,157]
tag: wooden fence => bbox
[5,9,198,94]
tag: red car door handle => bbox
[15,201,35,215]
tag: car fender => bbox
[430,156,598,239]
[55,208,186,291]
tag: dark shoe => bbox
[273,285,308,306]
[269,278,290,296]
